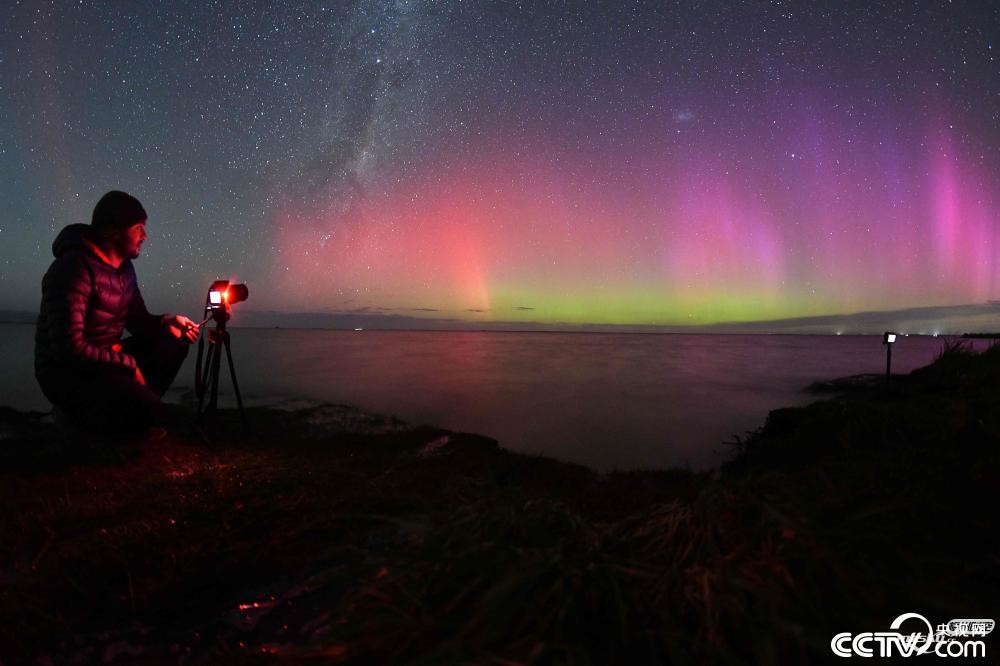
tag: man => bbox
[35,190,200,435]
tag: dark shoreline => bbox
[1,342,997,663]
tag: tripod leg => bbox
[194,333,205,397]
[222,332,248,431]
[209,332,223,412]
[196,339,215,422]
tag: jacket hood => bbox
[52,224,97,258]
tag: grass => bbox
[0,344,998,664]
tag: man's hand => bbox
[165,314,200,343]
[135,366,147,386]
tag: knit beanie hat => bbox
[91,191,147,233]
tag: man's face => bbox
[115,221,147,259]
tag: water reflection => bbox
[0,325,987,471]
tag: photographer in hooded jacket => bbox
[35,191,200,436]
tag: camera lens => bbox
[228,284,249,304]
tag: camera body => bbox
[207,280,249,311]
[203,280,249,327]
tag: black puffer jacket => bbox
[35,224,163,392]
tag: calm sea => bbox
[2,324,985,470]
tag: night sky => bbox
[2,1,998,328]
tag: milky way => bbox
[2,1,998,327]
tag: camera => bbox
[196,279,250,429]
[207,280,249,311]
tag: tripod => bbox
[195,305,248,431]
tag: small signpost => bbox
[883,331,897,386]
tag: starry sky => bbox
[2,1,998,328]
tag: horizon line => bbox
[3,299,999,336]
